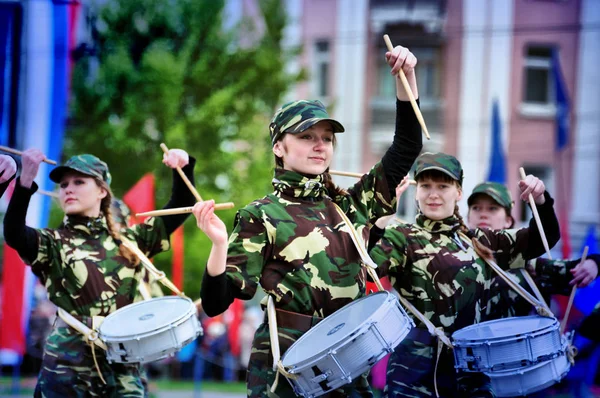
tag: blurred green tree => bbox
[63,0,302,296]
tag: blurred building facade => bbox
[282,0,600,254]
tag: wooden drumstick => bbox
[519,167,552,259]
[383,35,430,140]
[561,246,588,334]
[330,169,417,185]
[160,143,203,202]
[0,145,57,165]
[329,170,363,178]
[135,202,235,218]
[37,189,59,198]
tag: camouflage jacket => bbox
[370,214,555,334]
[30,215,169,317]
[220,164,394,317]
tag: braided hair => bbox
[97,180,140,266]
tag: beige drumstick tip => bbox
[382,35,430,140]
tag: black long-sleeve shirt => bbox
[4,158,197,262]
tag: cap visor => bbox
[415,166,460,182]
[287,118,345,134]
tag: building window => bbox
[520,45,555,117]
[313,40,330,98]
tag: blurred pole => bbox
[193,347,204,398]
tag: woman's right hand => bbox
[20,149,46,188]
[192,200,228,246]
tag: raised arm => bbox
[381,45,423,198]
[158,150,197,235]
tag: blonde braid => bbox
[453,204,494,261]
[99,186,140,266]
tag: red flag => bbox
[227,299,244,357]
[559,208,571,259]
[0,245,28,357]
[171,226,184,291]
[123,173,155,225]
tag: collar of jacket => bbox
[415,213,462,234]
[63,214,108,236]
[272,168,328,201]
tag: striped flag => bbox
[0,0,80,365]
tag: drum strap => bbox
[457,232,554,318]
[267,295,299,394]
[57,308,107,384]
[332,204,453,349]
[120,236,185,297]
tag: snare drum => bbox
[452,316,562,372]
[280,291,413,397]
[487,344,571,397]
[99,296,202,364]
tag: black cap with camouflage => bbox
[413,152,464,186]
[50,154,112,186]
[269,100,345,146]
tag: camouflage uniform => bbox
[201,99,423,397]
[369,153,560,397]
[469,183,599,321]
[4,154,195,398]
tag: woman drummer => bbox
[466,182,599,320]
[191,44,423,397]
[3,149,196,397]
[368,153,561,397]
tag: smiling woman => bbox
[2,148,197,397]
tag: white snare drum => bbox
[452,316,562,372]
[280,291,413,398]
[99,296,202,364]
[487,345,571,397]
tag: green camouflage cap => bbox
[413,152,463,185]
[50,154,112,186]
[111,198,131,226]
[468,182,514,209]
[269,100,344,145]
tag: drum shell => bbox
[486,349,571,397]
[99,297,203,364]
[452,316,562,372]
[281,292,413,397]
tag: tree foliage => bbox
[64,0,301,296]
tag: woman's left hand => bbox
[518,174,546,205]
[163,149,189,169]
[570,259,599,288]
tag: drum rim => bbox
[452,315,559,342]
[99,296,196,338]
[280,291,394,367]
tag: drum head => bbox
[452,316,556,341]
[282,292,390,366]
[100,296,193,338]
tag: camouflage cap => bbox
[111,198,131,226]
[49,154,112,186]
[413,152,463,185]
[468,182,514,210]
[269,100,344,145]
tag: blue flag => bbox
[552,49,570,151]
[574,225,599,316]
[486,99,506,183]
